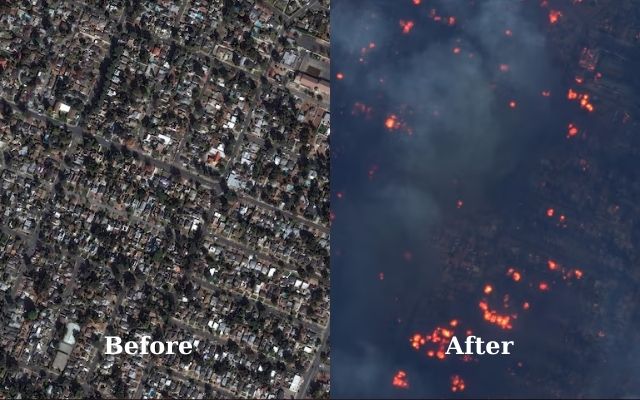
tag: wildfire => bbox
[483,284,493,294]
[574,269,584,279]
[385,114,400,130]
[547,260,558,271]
[538,282,549,291]
[448,16,456,26]
[392,370,409,389]
[400,20,415,34]
[567,88,595,112]
[507,268,522,282]
[336,72,344,80]
[411,320,462,361]
[567,123,578,137]
[522,301,530,310]
[412,0,421,4]
[479,301,513,330]
[450,375,466,392]
[453,47,461,54]
[509,100,517,108]
[546,208,554,217]
[548,10,562,24]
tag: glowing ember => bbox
[483,284,493,294]
[539,282,549,291]
[385,114,400,130]
[451,375,466,392]
[506,268,522,282]
[575,75,584,84]
[412,0,421,4]
[336,72,344,80]
[573,269,584,279]
[479,300,513,330]
[509,100,517,108]
[546,208,555,217]
[547,260,558,270]
[567,123,579,137]
[400,20,415,34]
[522,301,530,310]
[548,10,562,24]
[450,319,459,327]
[567,89,578,100]
[392,370,409,389]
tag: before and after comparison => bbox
[1,0,640,398]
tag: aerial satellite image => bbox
[0,0,329,398]
[332,0,640,398]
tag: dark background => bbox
[331,0,640,397]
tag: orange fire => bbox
[567,123,578,137]
[522,301,530,310]
[450,319,459,327]
[548,10,562,24]
[336,72,344,80]
[573,269,584,279]
[546,208,555,217]
[400,20,415,34]
[483,284,493,294]
[451,375,466,392]
[392,370,409,389]
[567,88,578,100]
[413,0,421,4]
[539,282,549,291]
[506,268,521,282]
[479,301,513,330]
[385,114,399,130]
[547,260,558,271]
[509,100,517,108]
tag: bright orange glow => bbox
[509,100,517,108]
[453,47,461,54]
[480,301,513,330]
[539,282,549,291]
[484,284,493,294]
[451,375,466,392]
[548,260,558,270]
[413,0,421,4]
[522,301,530,310]
[436,351,445,360]
[450,319,459,327]
[548,10,562,24]
[506,267,522,282]
[385,115,399,130]
[427,350,435,357]
[574,269,584,279]
[575,75,584,84]
[567,123,578,137]
[559,214,566,223]
[400,20,415,34]
[336,72,344,80]
[392,370,409,389]
[411,334,426,349]
[567,89,578,100]
[546,208,555,217]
